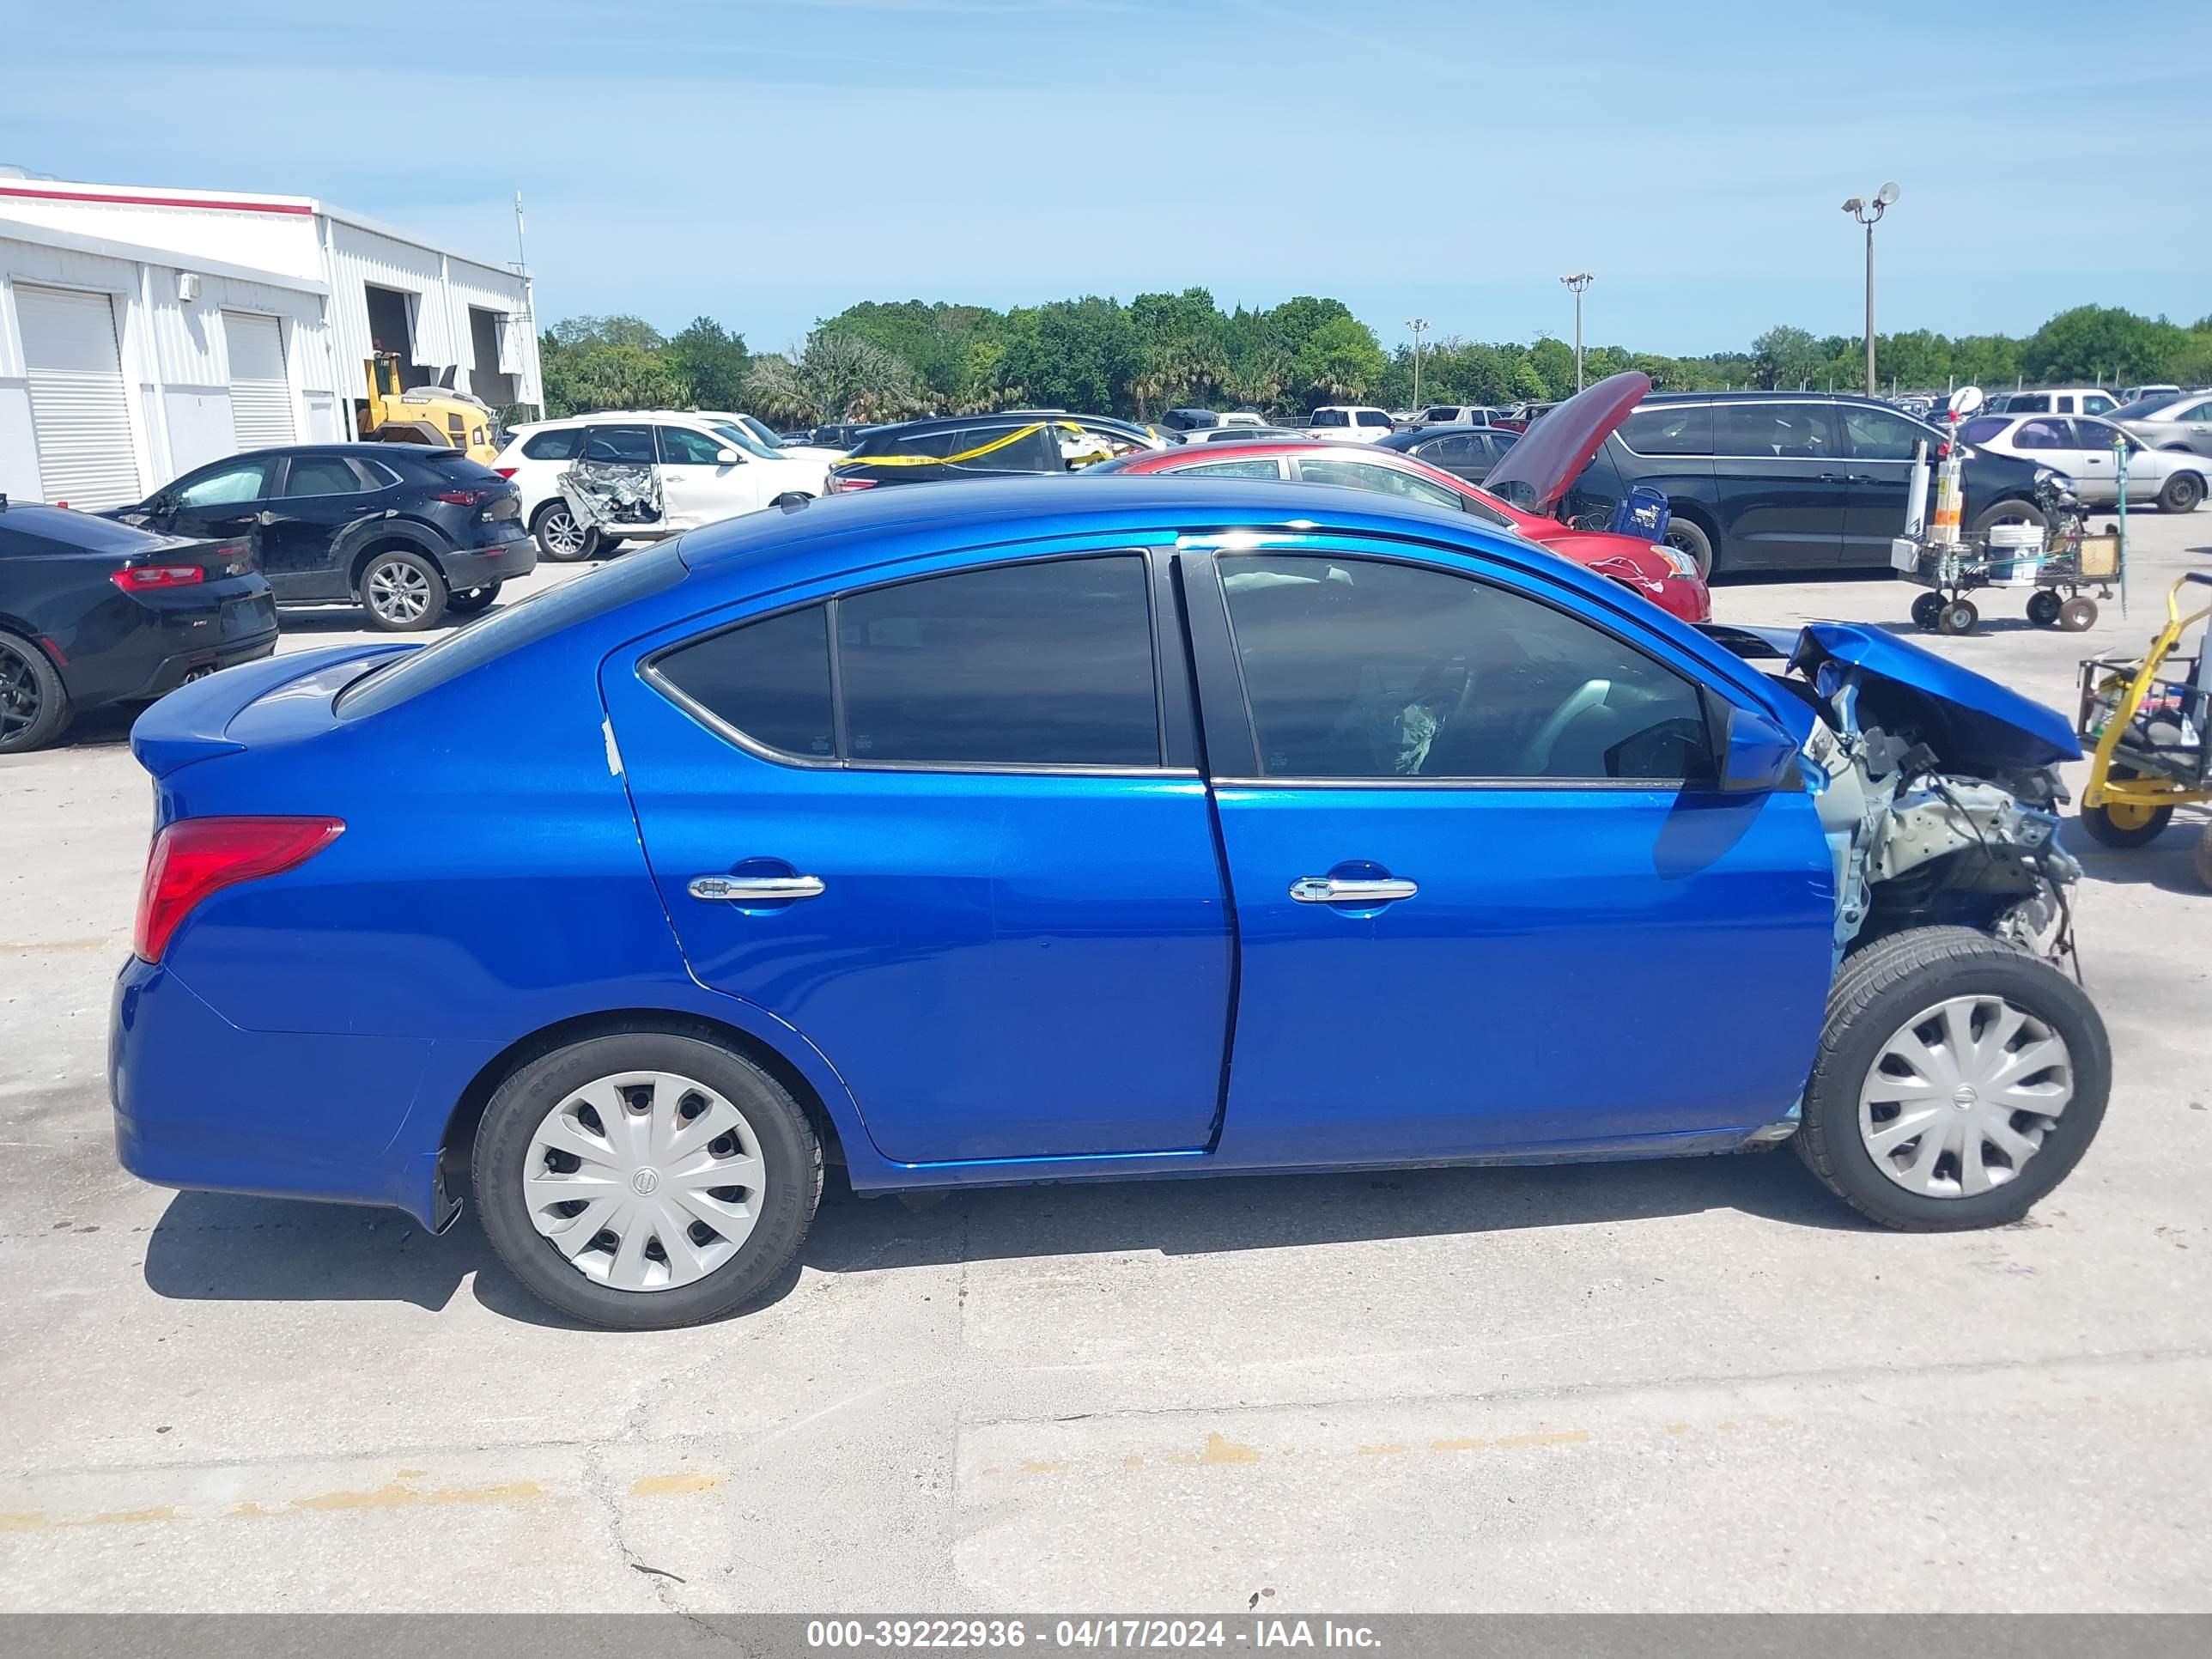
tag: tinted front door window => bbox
[839,556,1158,766]
[1839,404,1938,558]
[261,454,377,596]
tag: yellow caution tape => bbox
[842,420,1085,469]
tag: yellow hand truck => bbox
[2076,571,2212,886]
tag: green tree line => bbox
[539,298,2212,425]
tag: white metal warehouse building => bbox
[0,177,541,510]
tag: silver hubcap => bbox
[367,561,432,622]
[523,1071,766,1292]
[1859,994,2072,1198]
[541,510,585,555]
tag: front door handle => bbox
[1290,876,1418,904]
[688,874,825,902]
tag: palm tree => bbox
[745,331,920,424]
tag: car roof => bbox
[1376,424,1513,442]
[1638,390,1899,406]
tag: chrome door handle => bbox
[688,874,825,901]
[1290,876,1418,903]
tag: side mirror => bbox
[715,447,742,465]
[1715,702,1799,793]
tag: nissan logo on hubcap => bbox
[630,1169,660,1195]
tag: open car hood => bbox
[1481,369,1650,511]
[1790,623,2081,771]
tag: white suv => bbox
[1308,405,1397,443]
[495,413,830,560]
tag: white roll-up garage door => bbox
[17,283,142,509]
[225,312,295,452]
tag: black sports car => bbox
[0,497,276,752]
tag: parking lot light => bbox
[1844,184,1899,398]
[1559,274,1594,392]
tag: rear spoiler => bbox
[131,644,411,779]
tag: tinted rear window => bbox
[1618,405,1712,456]
[0,507,163,556]
[653,604,836,758]
[337,544,686,719]
[521,428,586,460]
[1955,416,2008,445]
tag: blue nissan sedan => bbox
[112,478,2108,1328]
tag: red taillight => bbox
[829,475,875,492]
[112,564,207,592]
[133,817,344,963]
[431,488,493,507]
[493,466,518,479]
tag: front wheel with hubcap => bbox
[358,549,447,631]
[532,503,598,562]
[0,631,70,753]
[1796,927,2108,1230]
[473,1030,822,1328]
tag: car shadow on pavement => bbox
[144,1146,1864,1326]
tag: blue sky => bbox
[7,0,2209,357]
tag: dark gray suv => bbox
[1566,392,2056,577]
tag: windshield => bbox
[712,422,781,459]
[2111,397,2179,420]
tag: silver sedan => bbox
[1955,411,2209,513]
[2109,392,2212,459]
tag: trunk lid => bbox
[130,643,412,779]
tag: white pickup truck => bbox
[1307,405,1397,443]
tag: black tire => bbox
[356,548,448,632]
[2025,590,2062,628]
[1936,598,1978,635]
[1911,592,1945,629]
[1662,514,1714,580]
[1795,927,2109,1231]
[471,1029,822,1330]
[0,630,71,753]
[1970,497,2047,538]
[446,581,501,617]
[2158,471,2204,514]
[531,502,599,562]
[2058,596,2098,632]
[2080,776,2172,847]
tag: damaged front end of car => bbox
[1706,621,2083,968]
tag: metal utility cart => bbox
[2077,572,2212,888]
[1893,521,2118,636]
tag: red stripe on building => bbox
[0,184,314,216]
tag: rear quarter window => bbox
[521,428,586,460]
[1618,406,1712,456]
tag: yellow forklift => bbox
[2077,571,2212,887]
[356,353,501,465]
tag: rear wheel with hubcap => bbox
[0,631,70,753]
[1796,927,2108,1230]
[532,502,599,562]
[2158,471,2204,513]
[472,1030,822,1329]
[358,549,447,631]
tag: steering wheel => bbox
[1517,678,1612,776]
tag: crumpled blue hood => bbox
[1790,623,2081,771]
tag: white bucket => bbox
[1986,522,2043,586]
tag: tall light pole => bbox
[1559,273,1594,391]
[1842,183,1898,398]
[1405,317,1429,409]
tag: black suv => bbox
[1566,392,2055,576]
[106,445,535,631]
[830,412,1164,490]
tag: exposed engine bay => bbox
[1704,622,2081,969]
[559,461,664,532]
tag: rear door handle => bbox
[688,874,825,901]
[1290,876,1418,903]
